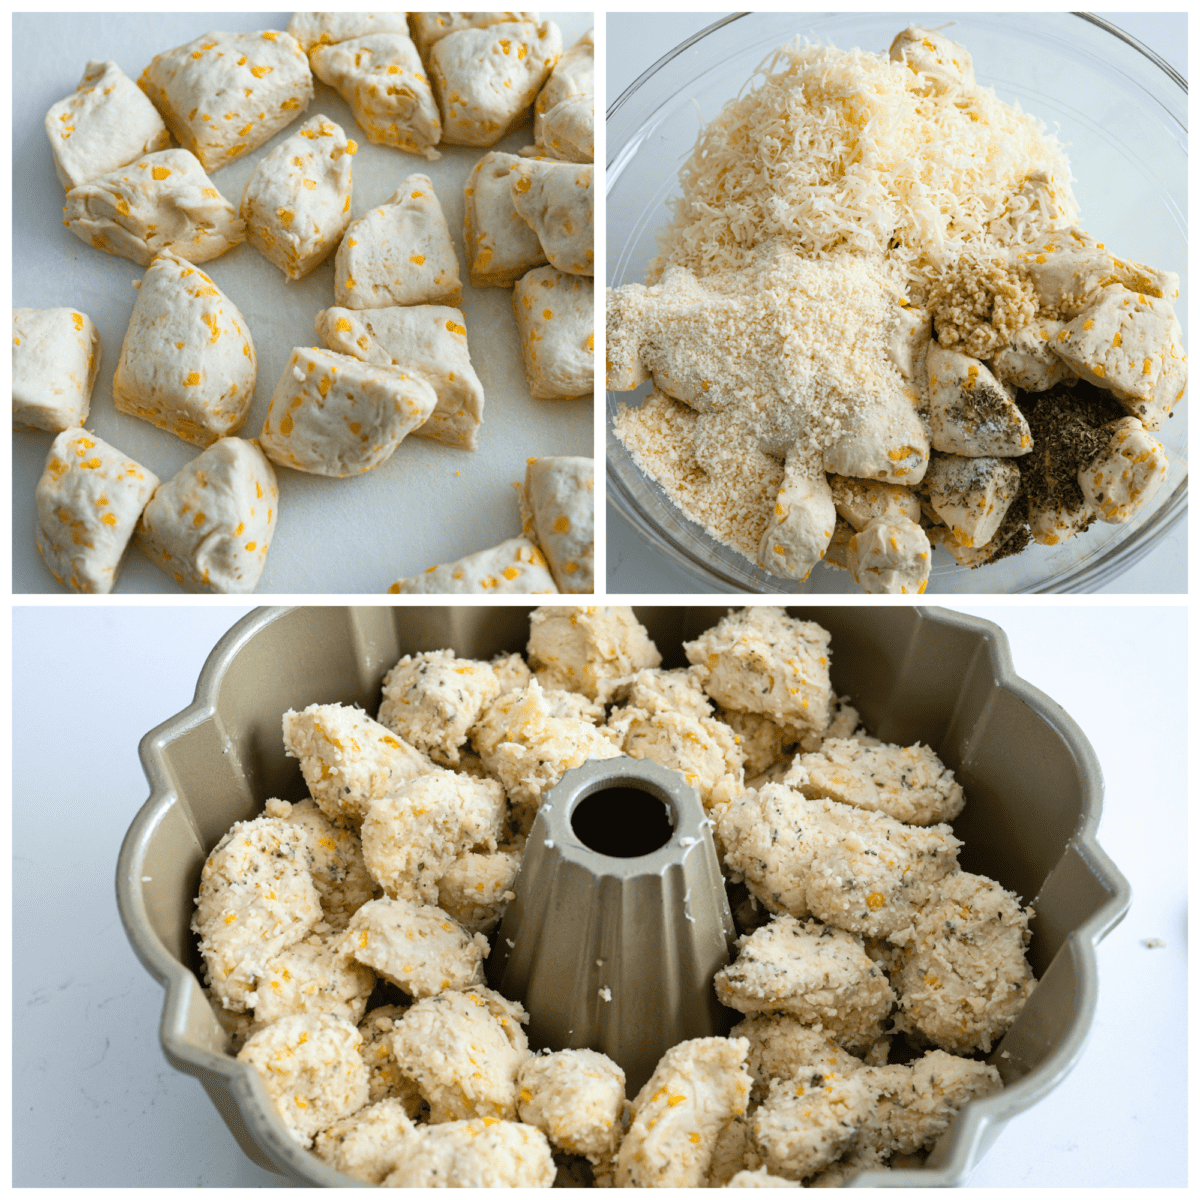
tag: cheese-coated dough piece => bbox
[528,605,661,699]
[512,266,593,398]
[464,151,548,286]
[517,1048,625,1162]
[383,1118,554,1187]
[13,308,101,432]
[519,455,594,592]
[250,933,375,1029]
[314,1096,416,1184]
[390,537,559,594]
[510,159,593,275]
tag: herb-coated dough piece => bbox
[607,666,714,721]
[434,847,521,935]
[63,148,245,267]
[527,604,661,699]
[112,252,256,447]
[315,304,484,450]
[519,455,594,592]
[314,1096,417,1184]
[45,59,170,190]
[237,1012,369,1148]
[390,537,559,594]
[239,114,355,279]
[250,933,375,1030]
[136,437,278,593]
[13,308,101,432]
[35,427,158,593]
[357,1006,425,1110]
[310,33,440,158]
[510,159,593,275]
[429,20,562,147]
[334,174,462,309]
[730,1015,864,1104]
[259,345,437,477]
[409,11,541,58]
[383,1118,554,1187]
[137,29,313,172]
[463,151,548,286]
[532,28,592,150]
[288,12,412,55]
[925,453,1021,549]
[512,265,593,398]
[925,343,1032,457]
[517,1048,625,1163]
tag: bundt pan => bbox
[115,606,1130,1186]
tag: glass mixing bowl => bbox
[606,12,1188,594]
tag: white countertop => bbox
[11,603,1185,1185]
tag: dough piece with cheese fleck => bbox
[528,605,661,699]
[435,847,521,935]
[35,428,158,593]
[533,28,593,156]
[358,1006,425,1110]
[615,1037,753,1187]
[517,1048,625,1163]
[136,437,277,593]
[384,1118,554,1187]
[409,12,541,58]
[259,346,437,477]
[512,266,593,398]
[46,59,171,190]
[828,475,922,532]
[310,33,440,157]
[377,650,501,766]
[64,149,245,267]
[112,252,256,447]
[925,453,1020,549]
[345,896,489,997]
[757,452,836,582]
[926,343,1032,457]
[464,151,548,286]
[391,986,531,1122]
[888,26,975,94]
[390,537,559,594]
[821,383,930,484]
[730,1015,864,1104]
[990,317,1074,392]
[250,933,376,1029]
[537,95,594,164]
[314,1096,417,1184]
[846,516,932,596]
[138,29,313,172]
[13,308,101,432]
[315,304,484,450]
[429,20,562,147]
[1076,416,1169,524]
[519,455,594,592]
[334,175,462,310]
[510,159,593,276]
[239,114,355,279]
[282,702,434,827]
[288,12,412,55]
[237,1013,368,1147]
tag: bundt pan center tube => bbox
[487,756,738,1095]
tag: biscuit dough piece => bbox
[378,650,501,766]
[464,151,548,286]
[604,282,652,391]
[615,1036,752,1187]
[1015,227,1139,318]
[193,815,321,1010]
[609,666,714,721]
[410,12,541,58]
[391,986,530,1122]
[510,159,593,275]
[251,933,376,1028]
[239,114,355,279]
[757,451,836,581]
[728,1167,801,1187]
[237,1012,368,1147]
[334,175,462,310]
[888,26,974,93]
[316,304,484,450]
[717,709,796,780]
[925,343,1032,457]
[434,847,521,935]
[429,20,562,148]
[519,455,594,592]
[789,738,964,826]
[492,651,533,695]
[282,702,434,826]
[390,537,559,594]
[259,346,437,476]
[517,1048,625,1162]
[14,309,101,433]
[730,1015,863,1104]
[314,1096,418,1184]
[820,383,929,485]
[533,28,593,153]
[846,516,932,596]
[358,1006,425,1110]
[289,12,412,55]
[1077,416,1169,524]
[528,605,660,699]
[46,59,171,190]
[512,266,593,398]
[310,34,441,157]
[990,317,1074,393]
[345,896,489,996]
[715,917,895,1055]
[63,149,245,268]
[893,871,1035,1054]
[112,252,256,447]
[884,303,931,381]
[827,475,922,533]
[538,94,593,163]
[925,453,1021,549]
[138,29,313,173]
[471,679,622,808]
[383,1118,555,1187]
[684,607,833,736]
[136,437,277,593]
[360,770,506,902]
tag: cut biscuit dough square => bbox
[310,33,441,158]
[510,159,593,275]
[537,96,593,164]
[13,308,102,433]
[334,174,462,310]
[519,455,594,593]
[389,536,559,593]
[316,305,483,451]
[136,436,278,593]
[35,428,160,594]
[62,147,245,267]
[112,251,257,447]
[45,59,171,191]
[512,266,593,399]
[429,20,562,147]
[259,345,438,476]
[463,151,547,287]
[288,12,413,55]
[409,12,541,59]
[532,28,592,156]
[138,29,313,173]
[239,114,356,280]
